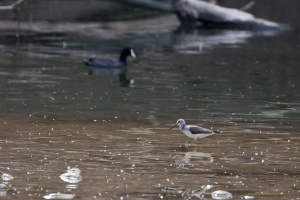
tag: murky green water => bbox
[0,3,299,200]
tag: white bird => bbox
[170,119,219,146]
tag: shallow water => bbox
[0,6,300,200]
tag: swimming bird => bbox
[84,47,136,68]
[170,119,219,146]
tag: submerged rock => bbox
[211,190,233,199]
[1,173,14,181]
[43,193,75,200]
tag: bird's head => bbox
[121,47,136,59]
[169,118,185,130]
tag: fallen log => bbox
[172,0,288,30]
[114,0,173,12]
[0,0,26,11]
[114,0,288,30]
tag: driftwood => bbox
[0,0,26,10]
[115,0,288,30]
[114,0,173,12]
[0,0,288,31]
[172,0,287,30]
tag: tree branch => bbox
[0,0,26,11]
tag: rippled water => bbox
[0,7,299,200]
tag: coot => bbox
[84,47,136,68]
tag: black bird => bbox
[84,47,136,68]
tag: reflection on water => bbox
[87,67,134,87]
[175,149,213,169]
[172,28,284,54]
[0,11,299,200]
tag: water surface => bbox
[0,8,299,200]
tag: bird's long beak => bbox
[169,123,178,130]
[130,49,136,58]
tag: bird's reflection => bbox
[175,149,213,169]
[87,67,133,87]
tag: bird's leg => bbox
[184,140,194,148]
[185,139,199,147]
[185,139,202,147]
[193,138,203,147]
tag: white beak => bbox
[130,49,136,58]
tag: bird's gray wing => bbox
[188,126,213,134]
